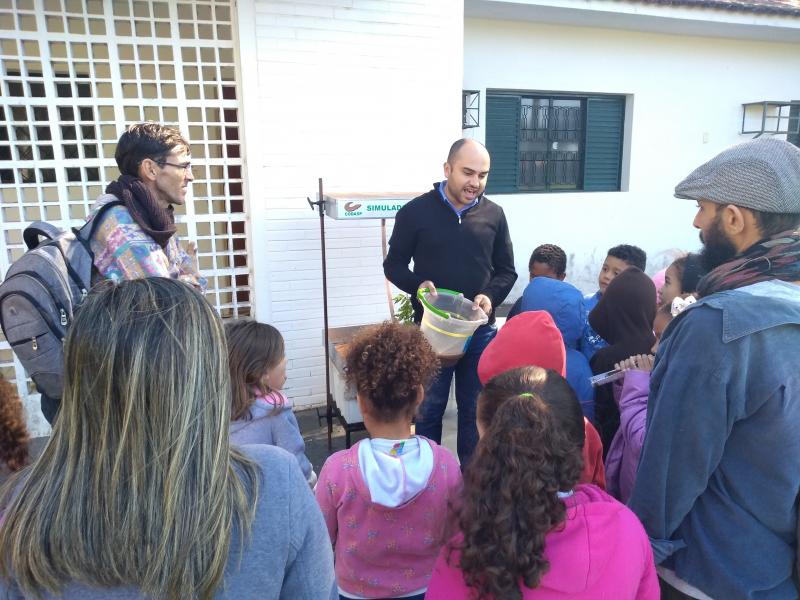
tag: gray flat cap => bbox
[675,138,800,213]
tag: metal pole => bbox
[308,179,334,451]
[318,179,333,451]
[381,218,395,320]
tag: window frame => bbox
[485,90,626,195]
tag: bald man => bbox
[383,138,517,465]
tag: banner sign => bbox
[323,194,413,220]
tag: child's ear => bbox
[356,392,368,417]
[252,374,269,397]
[413,385,425,408]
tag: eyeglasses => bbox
[157,160,192,173]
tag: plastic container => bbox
[417,288,488,364]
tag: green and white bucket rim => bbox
[416,287,462,319]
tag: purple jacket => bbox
[604,370,650,503]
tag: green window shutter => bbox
[583,97,625,191]
[788,101,799,148]
[485,95,520,194]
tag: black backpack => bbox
[0,200,123,403]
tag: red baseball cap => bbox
[477,311,567,385]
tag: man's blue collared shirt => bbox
[438,180,479,218]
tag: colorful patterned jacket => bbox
[87,194,206,291]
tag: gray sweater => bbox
[0,445,336,599]
[231,398,316,486]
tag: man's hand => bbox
[185,240,200,273]
[615,354,654,373]
[473,294,492,315]
[418,280,437,297]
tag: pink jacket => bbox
[316,438,462,598]
[604,370,650,503]
[425,484,659,600]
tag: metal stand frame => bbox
[307,178,366,450]
[306,178,333,449]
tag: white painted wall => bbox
[463,17,800,296]
[239,0,464,408]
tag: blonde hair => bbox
[0,278,259,599]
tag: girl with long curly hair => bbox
[315,321,462,600]
[426,366,658,600]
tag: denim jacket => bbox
[629,280,800,600]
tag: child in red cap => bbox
[477,311,605,488]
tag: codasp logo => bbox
[343,202,363,217]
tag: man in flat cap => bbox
[630,138,800,600]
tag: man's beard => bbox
[699,215,739,271]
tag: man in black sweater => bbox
[383,139,517,464]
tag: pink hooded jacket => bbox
[425,484,659,600]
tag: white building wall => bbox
[239,1,464,408]
[463,18,800,295]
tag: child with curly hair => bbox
[315,322,462,600]
[0,375,28,476]
[506,244,568,320]
[426,366,658,600]
[476,310,605,489]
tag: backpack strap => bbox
[72,199,126,256]
[60,199,127,291]
[23,222,64,250]
[76,198,126,241]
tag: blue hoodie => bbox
[520,277,596,420]
[581,291,608,360]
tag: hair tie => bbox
[671,295,697,317]
[518,392,535,398]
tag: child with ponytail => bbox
[426,366,658,600]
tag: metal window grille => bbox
[0,0,251,419]
[519,97,583,192]
[741,101,800,138]
[462,90,479,129]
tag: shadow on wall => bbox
[569,246,690,293]
[569,249,599,294]
[504,245,696,306]
[648,247,693,274]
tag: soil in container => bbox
[446,312,467,321]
